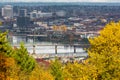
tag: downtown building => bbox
[30,10,53,19]
[18,9,27,17]
[17,9,30,28]
[2,5,13,19]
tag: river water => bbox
[26,45,86,54]
[11,36,87,56]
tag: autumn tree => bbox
[63,21,120,80]
[0,32,19,79]
[53,25,58,31]
[60,25,67,32]
[52,25,67,32]
[86,21,120,79]
[30,64,54,80]
[63,62,85,80]
[0,53,19,80]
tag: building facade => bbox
[2,5,13,19]
[19,9,27,17]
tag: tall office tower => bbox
[17,17,30,28]
[19,9,27,17]
[2,5,13,19]
[17,9,30,28]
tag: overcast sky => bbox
[1,0,120,2]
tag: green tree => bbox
[0,32,36,79]
[13,43,35,73]
[50,58,64,80]
[0,32,14,56]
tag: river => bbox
[11,36,87,56]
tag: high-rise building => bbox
[17,17,30,27]
[2,5,13,19]
[17,9,30,28]
[19,9,27,17]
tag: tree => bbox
[63,62,87,80]
[86,21,120,79]
[0,32,14,57]
[0,32,20,80]
[53,25,58,31]
[50,58,64,80]
[60,25,67,32]
[30,64,54,80]
[13,43,36,73]
[0,32,36,79]
[53,25,67,32]
[0,53,19,80]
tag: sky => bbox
[1,0,120,2]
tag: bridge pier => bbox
[74,46,76,53]
[32,45,36,54]
[55,45,57,54]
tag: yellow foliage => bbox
[63,62,91,80]
[52,25,67,32]
[30,64,54,80]
[53,25,58,31]
[0,53,19,80]
[60,25,67,32]
[63,21,120,80]
[87,21,120,79]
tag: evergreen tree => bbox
[0,32,35,73]
[0,32,14,56]
[50,58,64,80]
[13,43,35,73]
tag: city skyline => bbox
[1,0,120,2]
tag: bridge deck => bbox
[32,52,88,59]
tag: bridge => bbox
[13,44,90,61]
[12,34,47,37]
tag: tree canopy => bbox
[63,21,120,80]
[13,43,36,73]
[87,21,120,79]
